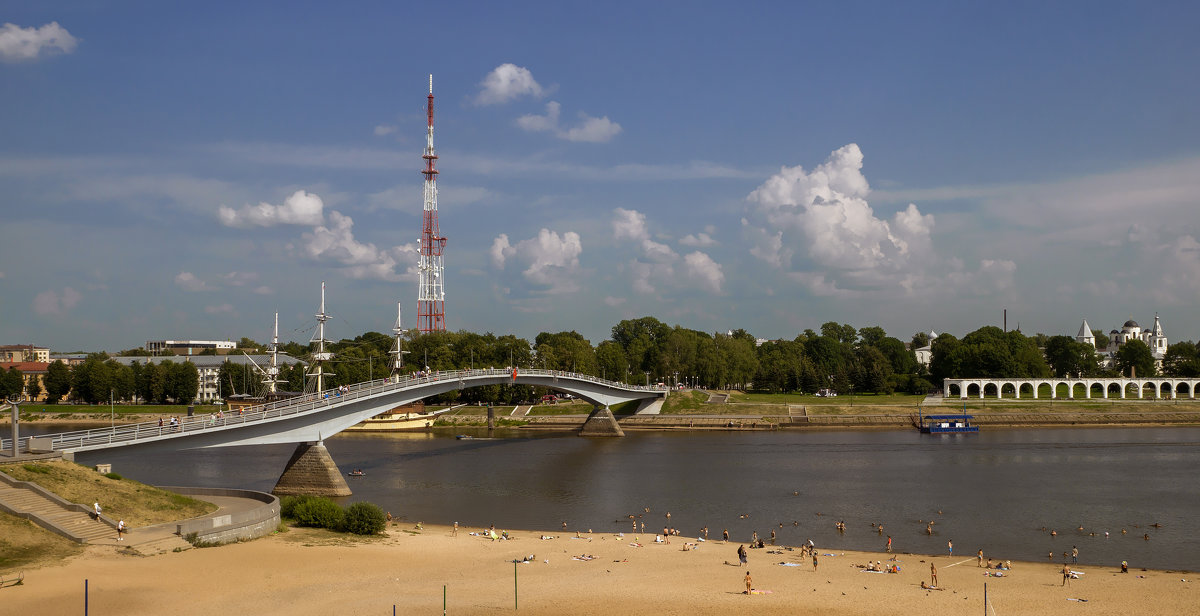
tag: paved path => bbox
[0,481,270,554]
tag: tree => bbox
[1091,329,1110,350]
[44,360,72,404]
[820,322,857,345]
[1115,339,1156,378]
[1163,342,1200,377]
[1044,335,1101,377]
[911,332,931,350]
[1,367,23,399]
[875,337,916,375]
[25,374,43,401]
[857,326,888,349]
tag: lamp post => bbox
[110,389,114,429]
[6,395,19,458]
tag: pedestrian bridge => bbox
[4,369,666,455]
[944,377,1200,400]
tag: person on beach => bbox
[978,549,984,566]
[948,539,953,556]
[723,529,729,542]
[812,553,818,571]
[744,571,752,594]
[117,519,125,541]
[752,531,758,545]
[737,544,748,565]
[702,526,708,540]
[1121,560,1128,573]
[930,562,937,586]
[452,521,458,536]
[1072,546,1078,564]
[93,501,102,521]
[770,530,776,544]
[1062,563,1071,586]
[886,535,892,553]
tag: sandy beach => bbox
[4,523,1191,615]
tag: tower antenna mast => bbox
[390,302,410,375]
[417,73,447,332]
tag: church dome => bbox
[1124,319,1139,328]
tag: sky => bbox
[3,1,1199,352]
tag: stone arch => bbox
[1176,381,1192,398]
[1107,382,1122,397]
[1160,381,1173,398]
[1141,381,1157,398]
[1000,382,1017,398]
[1125,381,1140,398]
[1070,382,1087,399]
[1038,382,1055,398]
[966,383,981,398]
[1089,382,1106,398]
[983,382,999,398]
[1019,382,1036,398]
[946,382,962,398]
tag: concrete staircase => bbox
[0,483,115,543]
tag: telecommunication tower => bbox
[417,74,447,332]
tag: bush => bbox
[342,502,387,535]
[280,494,318,519]
[291,497,344,529]
[104,472,123,480]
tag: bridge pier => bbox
[272,441,352,497]
[579,406,625,437]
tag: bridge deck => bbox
[2,369,664,454]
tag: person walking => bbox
[1071,546,1078,564]
[723,528,729,542]
[737,544,748,565]
[947,539,953,556]
[93,501,102,521]
[930,562,938,587]
[117,519,125,541]
[978,548,984,567]
[812,552,819,571]
[886,535,892,553]
[744,570,753,594]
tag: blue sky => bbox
[3,1,1199,352]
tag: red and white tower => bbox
[417,74,447,332]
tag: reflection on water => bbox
[16,424,1196,570]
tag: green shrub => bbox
[341,502,387,535]
[104,472,123,480]
[292,497,344,529]
[21,464,50,474]
[280,494,319,519]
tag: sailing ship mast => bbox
[389,302,410,376]
[307,282,334,392]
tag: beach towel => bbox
[777,562,802,567]
[748,589,773,595]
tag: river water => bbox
[24,424,1199,571]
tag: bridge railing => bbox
[0,369,665,453]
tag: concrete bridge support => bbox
[579,406,625,437]
[272,441,352,497]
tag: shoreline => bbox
[4,522,1190,615]
[7,411,1200,431]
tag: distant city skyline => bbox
[2,2,1199,351]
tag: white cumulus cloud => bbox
[683,251,725,293]
[490,229,583,294]
[300,211,416,282]
[373,124,397,136]
[204,303,237,316]
[476,63,545,105]
[218,190,325,228]
[0,22,77,62]
[679,232,717,247]
[745,144,940,293]
[516,101,622,143]
[613,208,725,294]
[33,287,81,316]
[174,272,209,292]
[563,113,622,143]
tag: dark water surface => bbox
[35,425,1199,570]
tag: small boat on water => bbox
[348,469,366,477]
[917,410,979,434]
[344,401,450,432]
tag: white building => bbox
[914,330,938,367]
[145,339,237,355]
[1075,315,1168,369]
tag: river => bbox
[20,424,1200,571]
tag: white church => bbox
[1075,315,1168,368]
